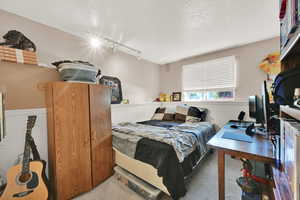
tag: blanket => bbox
[112,122,214,162]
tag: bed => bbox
[112,105,216,199]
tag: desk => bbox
[207,122,276,200]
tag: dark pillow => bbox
[186,107,207,122]
[175,105,207,122]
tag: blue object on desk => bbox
[222,131,253,143]
[242,191,261,200]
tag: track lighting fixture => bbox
[88,34,141,60]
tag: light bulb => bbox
[89,37,102,49]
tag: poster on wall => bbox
[99,76,123,104]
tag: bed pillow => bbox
[151,107,175,121]
[175,105,207,122]
[189,107,207,122]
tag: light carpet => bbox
[74,152,242,200]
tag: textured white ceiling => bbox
[0,0,280,64]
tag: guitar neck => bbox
[21,115,37,175]
[21,128,32,174]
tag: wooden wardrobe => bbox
[45,82,113,200]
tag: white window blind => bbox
[182,56,237,91]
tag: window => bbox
[182,56,237,101]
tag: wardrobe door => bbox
[52,82,92,199]
[89,84,113,187]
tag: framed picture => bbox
[99,76,123,104]
[172,92,182,102]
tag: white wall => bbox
[159,38,280,101]
[111,103,160,124]
[161,102,249,130]
[100,52,160,104]
[0,109,48,180]
[157,39,279,135]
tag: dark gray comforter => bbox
[112,121,215,162]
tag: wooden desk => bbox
[207,123,276,200]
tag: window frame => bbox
[183,89,236,102]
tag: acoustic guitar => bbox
[0,116,48,200]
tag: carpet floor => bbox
[74,152,242,200]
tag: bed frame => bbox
[113,147,212,195]
[114,148,169,194]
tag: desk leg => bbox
[218,150,225,200]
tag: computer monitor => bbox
[248,95,265,126]
[262,81,271,131]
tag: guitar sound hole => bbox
[18,173,32,183]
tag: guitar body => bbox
[0,161,48,200]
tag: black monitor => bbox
[262,81,271,131]
[248,95,265,126]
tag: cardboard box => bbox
[0,46,38,65]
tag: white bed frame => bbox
[114,148,170,194]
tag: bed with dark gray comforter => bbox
[112,120,215,199]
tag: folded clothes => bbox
[52,60,101,83]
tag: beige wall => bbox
[159,38,280,101]
[0,10,160,109]
[0,63,60,110]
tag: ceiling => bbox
[0,0,280,64]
